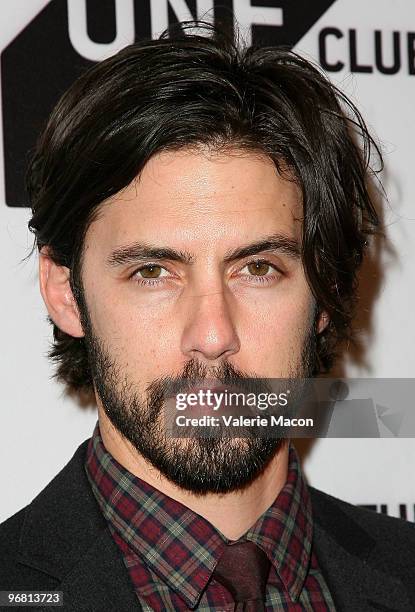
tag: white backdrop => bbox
[0,0,414,524]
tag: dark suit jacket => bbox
[1,440,415,612]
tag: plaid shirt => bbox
[85,423,336,611]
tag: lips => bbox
[187,383,229,394]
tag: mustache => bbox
[144,358,274,403]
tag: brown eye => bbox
[247,261,270,276]
[139,265,162,278]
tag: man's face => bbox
[78,147,320,493]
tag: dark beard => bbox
[79,293,318,494]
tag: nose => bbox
[180,285,240,363]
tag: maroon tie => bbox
[213,541,271,611]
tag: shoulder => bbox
[0,506,44,589]
[0,438,103,588]
[0,504,26,545]
[309,485,415,559]
[307,486,415,609]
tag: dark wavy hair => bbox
[27,19,381,394]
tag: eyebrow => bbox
[106,233,301,268]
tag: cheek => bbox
[85,286,179,374]
[241,293,314,363]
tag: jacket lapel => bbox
[16,440,141,611]
[313,522,412,612]
[58,526,141,611]
[310,488,413,612]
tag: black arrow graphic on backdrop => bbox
[1,0,337,207]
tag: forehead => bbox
[85,147,303,251]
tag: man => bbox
[1,19,415,612]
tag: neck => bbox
[98,407,289,540]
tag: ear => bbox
[39,247,84,338]
[317,309,330,334]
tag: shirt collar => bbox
[244,444,313,600]
[85,422,312,606]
